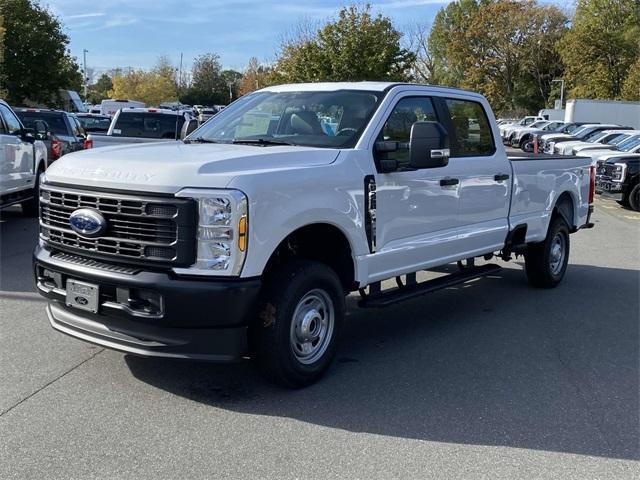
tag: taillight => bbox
[84,138,93,149]
[51,139,61,160]
[588,165,596,204]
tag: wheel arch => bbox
[261,222,358,293]
[553,190,576,230]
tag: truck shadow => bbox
[126,264,639,461]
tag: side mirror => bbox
[20,128,36,143]
[33,120,50,140]
[409,121,450,169]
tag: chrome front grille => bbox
[40,185,197,267]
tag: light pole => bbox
[552,79,564,108]
[83,49,89,101]
[227,81,234,103]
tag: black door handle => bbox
[494,174,510,181]
[440,178,459,186]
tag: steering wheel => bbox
[335,127,358,137]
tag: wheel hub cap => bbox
[549,233,565,275]
[290,289,334,365]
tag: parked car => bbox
[100,99,145,116]
[555,129,635,155]
[509,120,566,149]
[0,100,48,216]
[571,131,640,155]
[87,107,198,148]
[34,82,595,387]
[76,113,112,134]
[198,107,219,124]
[596,153,640,210]
[525,122,589,153]
[14,108,88,162]
[502,120,550,144]
[577,134,640,162]
[541,124,631,154]
[498,115,545,138]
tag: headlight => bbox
[174,188,248,276]
[612,163,627,182]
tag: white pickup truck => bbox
[34,82,595,387]
[88,108,199,149]
[0,100,48,216]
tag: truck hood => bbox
[44,142,341,194]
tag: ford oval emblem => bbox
[69,208,107,237]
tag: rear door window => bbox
[444,98,495,157]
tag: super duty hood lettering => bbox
[55,167,156,182]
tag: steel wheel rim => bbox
[549,232,566,276]
[290,289,334,365]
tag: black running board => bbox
[358,263,502,308]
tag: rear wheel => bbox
[628,184,640,212]
[251,260,344,388]
[524,216,570,288]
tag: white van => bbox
[100,99,145,117]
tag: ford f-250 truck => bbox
[33,83,595,387]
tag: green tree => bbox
[559,0,640,99]
[275,4,415,82]
[0,14,6,97]
[621,58,640,101]
[0,0,82,105]
[424,0,567,113]
[87,74,113,105]
[180,53,227,105]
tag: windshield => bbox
[610,134,632,146]
[15,111,68,135]
[188,90,383,148]
[113,112,184,139]
[619,136,640,151]
[529,121,547,129]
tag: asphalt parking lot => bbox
[0,198,638,480]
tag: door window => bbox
[377,96,437,165]
[445,99,495,157]
[0,104,23,135]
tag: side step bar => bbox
[358,263,502,308]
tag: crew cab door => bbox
[0,103,34,196]
[367,95,468,281]
[443,98,511,255]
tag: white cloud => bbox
[66,12,106,20]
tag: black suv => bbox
[13,108,87,162]
[596,154,640,211]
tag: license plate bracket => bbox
[66,279,99,313]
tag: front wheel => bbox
[251,260,344,388]
[524,216,570,288]
[628,184,640,212]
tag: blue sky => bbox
[45,0,571,79]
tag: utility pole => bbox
[83,49,89,100]
[552,79,564,108]
[178,52,183,94]
[227,81,233,102]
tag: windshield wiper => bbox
[232,138,295,146]
[184,137,219,144]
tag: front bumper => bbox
[34,245,261,361]
[595,177,625,201]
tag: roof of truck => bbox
[258,82,482,97]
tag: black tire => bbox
[251,260,345,388]
[524,216,570,289]
[628,183,640,212]
[21,165,43,217]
